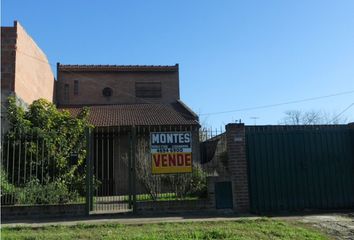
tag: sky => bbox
[2,0,354,128]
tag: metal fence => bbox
[199,127,228,176]
[88,125,226,213]
[1,125,227,213]
[246,125,354,213]
[1,131,86,206]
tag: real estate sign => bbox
[150,132,192,174]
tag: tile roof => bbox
[58,64,178,72]
[61,103,199,127]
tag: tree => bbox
[280,110,348,125]
[4,97,92,203]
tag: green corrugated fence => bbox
[246,125,354,213]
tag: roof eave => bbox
[57,63,179,72]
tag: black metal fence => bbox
[199,127,228,176]
[88,125,225,213]
[1,125,226,213]
[1,131,86,206]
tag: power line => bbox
[330,102,354,123]
[15,50,175,105]
[16,50,52,65]
[14,50,197,120]
[200,90,354,116]
[15,50,354,119]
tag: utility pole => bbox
[250,117,260,125]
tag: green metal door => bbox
[215,181,233,209]
[246,125,354,213]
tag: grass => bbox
[1,218,329,240]
[5,192,200,206]
[135,192,199,201]
[94,193,200,203]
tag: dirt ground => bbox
[283,212,354,240]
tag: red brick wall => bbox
[56,68,180,106]
[1,24,17,132]
[1,26,16,92]
[225,123,250,212]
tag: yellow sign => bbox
[152,152,192,174]
[150,132,192,174]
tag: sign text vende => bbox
[150,132,192,174]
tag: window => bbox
[64,84,69,101]
[74,80,79,95]
[135,82,162,98]
[102,87,113,97]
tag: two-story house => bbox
[56,63,200,196]
[56,63,199,130]
[1,20,201,207]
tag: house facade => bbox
[56,64,200,196]
[56,64,180,106]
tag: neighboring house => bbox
[1,21,55,131]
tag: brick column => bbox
[225,123,250,212]
[349,123,354,145]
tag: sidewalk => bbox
[2,212,257,228]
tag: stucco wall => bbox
[14,22,54,104]
[1,21,55,133]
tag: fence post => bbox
[225,123,250,213]
[85,128,93,215]
[349,122,354,149]
[128,129,132,209]
[132,126,137,213]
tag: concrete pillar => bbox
[225,123,250,212]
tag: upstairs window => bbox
[74,80,79,95]
[135,82,162,98]
[102,87,113,97]
[64,84,69,101]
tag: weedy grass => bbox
[1,218,329,240]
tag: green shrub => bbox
[0,169,16,196]
[162,164,207,199]
[187,164,207,198]
[15,178,79,205]
[6,97,92,197]
[15,179,41,204]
